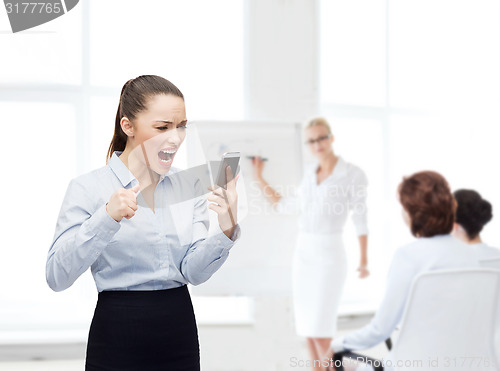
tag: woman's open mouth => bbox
[158,148,177,167]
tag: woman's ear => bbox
[120,117,134,137]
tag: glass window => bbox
[89,0,244,120]
[320,0,386,107]
[389,0,500,110]
[89,96,118,170]
[0,102,97,331]
[0,6,82,85]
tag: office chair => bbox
[480,257,500,270]
[333,269,500,371]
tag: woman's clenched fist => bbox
[106,184,140,222]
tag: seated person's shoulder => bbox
[392,239,431,265]
[477,243,500,260]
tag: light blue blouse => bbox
[46,151,241,292]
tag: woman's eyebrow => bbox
[153,120,188,124]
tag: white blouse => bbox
[470,242,500,260]
[275,156,368,236]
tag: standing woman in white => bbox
[251,117,369,370]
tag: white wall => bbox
[244,0,319,122]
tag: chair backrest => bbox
[391,269,500,371]
[480,257,500,270]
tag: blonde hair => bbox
[305,117,332,135]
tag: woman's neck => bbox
[467,235,482,244]
[317,151,338,174]
[453,227,483,245]
[119,146,159,186]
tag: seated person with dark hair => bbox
[452,189,500,259]
[325,171,480,370]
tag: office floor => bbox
[0,330,388,371]
[0,301,387,371]
[0,355,376,371]
[0,343,85,370]
[0,360,83,371]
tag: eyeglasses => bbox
[305,134,331,146]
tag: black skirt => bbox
[85,284,200,371]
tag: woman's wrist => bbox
[255,174,264,184]
[223,226,236,240]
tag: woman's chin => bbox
[153,165,171,176]
[153,160,173,175]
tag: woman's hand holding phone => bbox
[106,184,140,222]
[208,166,239,239]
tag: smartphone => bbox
[215,151,240,189]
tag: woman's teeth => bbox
[158,149,176,164]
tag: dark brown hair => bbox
[398,171,456,238]
[106,75,184,163]
[454,189,493,240]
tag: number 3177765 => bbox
[5,2,62,14]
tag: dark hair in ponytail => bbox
[106,75,184,163]
[453,189,493,240]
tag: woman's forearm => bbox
[358,234,368,266]
[256,176,282,206]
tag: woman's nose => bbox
[164,127,183,145]
[312,141,322,150]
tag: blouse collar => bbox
[313,156,348,179]
[109,151,135,187]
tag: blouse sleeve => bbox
[331,248,417,352]
[349,167,368,236]
[46,179,121,292]
[179,177,241,286]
